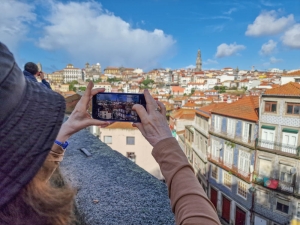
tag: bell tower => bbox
[195,49,202,72]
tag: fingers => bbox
[132,104,148,122]
[144,89,158,112]
[87,118,111,127]
[76,82,93,111]
[156,101,166,116]
[132,122,146,137]
[91,88,105,96]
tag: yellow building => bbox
[104,67,119,74]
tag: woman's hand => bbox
[56,82,110,142]
[132,89,172,146]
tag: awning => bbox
[261,125,275,130]
[282,128,299,134]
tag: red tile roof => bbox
[196,103,227,118]
[264,82,300,96]
[170,109,195,120]
[282,70,300,76]
[211,96,259,121]
[172,86,185,92]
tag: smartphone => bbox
[92,93,146,122]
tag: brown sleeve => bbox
[152,137,220,225]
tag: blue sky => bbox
[1,0,299,72]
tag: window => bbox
[276,198,289,214]
[127,152,136,163]
[211,164,218,179]
[227,118,235,135]
[237,180,247,199]
[104,136,112,144]
[238,151,250,175]
[242,122,252,142]
[258,158,272,177]
[287,103,300,114]
[256,190,269,207]
[126,136,135,145]
[215,115,221,131]
[224,145,233,167]
[282,131,298,153]
[223,171,232,189]
[265,101,277,113]
[295,78,300,83]
[279,163,293,183]
[212,140,220,158]
[297,203,300,218]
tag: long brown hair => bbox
[0,167,75,225]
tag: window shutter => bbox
[259,159,272,177]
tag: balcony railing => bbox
[209,127,255,147]
[208,154,251,181]
[253,174,295,194]
[257,139,300,155]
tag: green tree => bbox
[142,79,154,87]
[190,88,195,95]
[219,86,226,93]
[241,86,248,91]
[79,87,87,91]
[214,86,219,90]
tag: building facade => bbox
[208,96,259,225]
[98,122,163,180]
[254,82,300,225]
[63,64,82,83]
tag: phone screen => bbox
[92,93,146,122]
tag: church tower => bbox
[195,49,202,71]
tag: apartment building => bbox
[208,96,259,225]
[185,103,226,193]
[254,82,300,225]
[98,122,163,180]
[63,64,82,83]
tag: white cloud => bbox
[270,56,283,64]
[0,0,36,50]
[186,65,196,69]
[203,59,218,65]
[281,24,300,49]
[259,40,277,55]
[245,10,294,36]
[38,1,175,69]
[215,42,246,58]
[224,8,237,15]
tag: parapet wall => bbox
[60,128,175,225]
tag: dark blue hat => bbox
[0,42,65,208]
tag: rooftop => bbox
[170,109,195,120]
[211,96,259,121]
[60,128,175,225]
[264,82,300,96]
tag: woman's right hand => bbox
[132,89,173,147]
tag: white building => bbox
[99,122,163,180]
[93,82,112,92]
[63,64,82,83]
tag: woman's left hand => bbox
[56,82,110,142]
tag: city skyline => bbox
[1,0,299,73]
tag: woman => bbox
[0,42,220,225]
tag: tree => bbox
[79,87,86,91]
[219,86,226,93]
[214,86,219,90]
[191,88,195,95]
[85,79,91,82]
[241,86,248,91]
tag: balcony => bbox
[208,154,251,182]
[192,143,207,162]
[253,174,295,194]
[257,139,300,156]
[209,127,255,148]
[193,122,209,137]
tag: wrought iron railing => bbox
[256,139,300,155]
